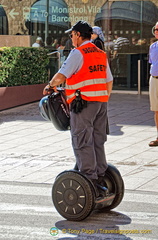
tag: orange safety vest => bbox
[66,42,109,104]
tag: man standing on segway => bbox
[43,21,113,198]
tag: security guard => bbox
[43,21,113,197]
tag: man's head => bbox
[132,37,138,45]
[65,21,93,47]
[36,37,43,44]
[152,22,158,39]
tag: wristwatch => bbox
[48,83,54,89]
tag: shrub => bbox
[0,47,49,87]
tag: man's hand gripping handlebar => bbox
[43,84,57,95]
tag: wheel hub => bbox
[64,189,78,205]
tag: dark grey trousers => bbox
[70,101,108,180]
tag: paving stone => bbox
[0,93,158,191]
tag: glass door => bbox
[95,0,158,91]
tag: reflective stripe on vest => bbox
[67,90,108,100]
[66,78,107,90]
[66,42,108,103]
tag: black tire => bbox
[102,163,124,210]
[52,171,95,221]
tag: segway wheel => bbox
[52,171,95,221]
[102,164,124,210]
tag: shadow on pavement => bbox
[56,210,132,240]
[0,102,43,124]
[0,94,155,132]
[109,124,124,136]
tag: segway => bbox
[52,164,124,221]
[39,88,124,221]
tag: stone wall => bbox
[1,0,35,35]
[0,35,31,47]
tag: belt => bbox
[152,76,158,79]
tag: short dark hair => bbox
[80,32,92,40]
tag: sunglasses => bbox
[154,28,158,32]
[69,34,73,38]
[69,32,79,38]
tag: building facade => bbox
[0,0,158,91]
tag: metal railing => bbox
[47,51,61,70]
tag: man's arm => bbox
[43,49,83,95]
[43,73,66,95]
[106,80,113,97]
[113,50,117,59]
[106,60,113,97]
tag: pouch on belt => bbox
[70,89,87,114]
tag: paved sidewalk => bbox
[0,93,158,192]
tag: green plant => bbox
[0,47,49,87]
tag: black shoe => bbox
[97,176,109,197]
[91,179,108,198]
[96,184,108,198]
